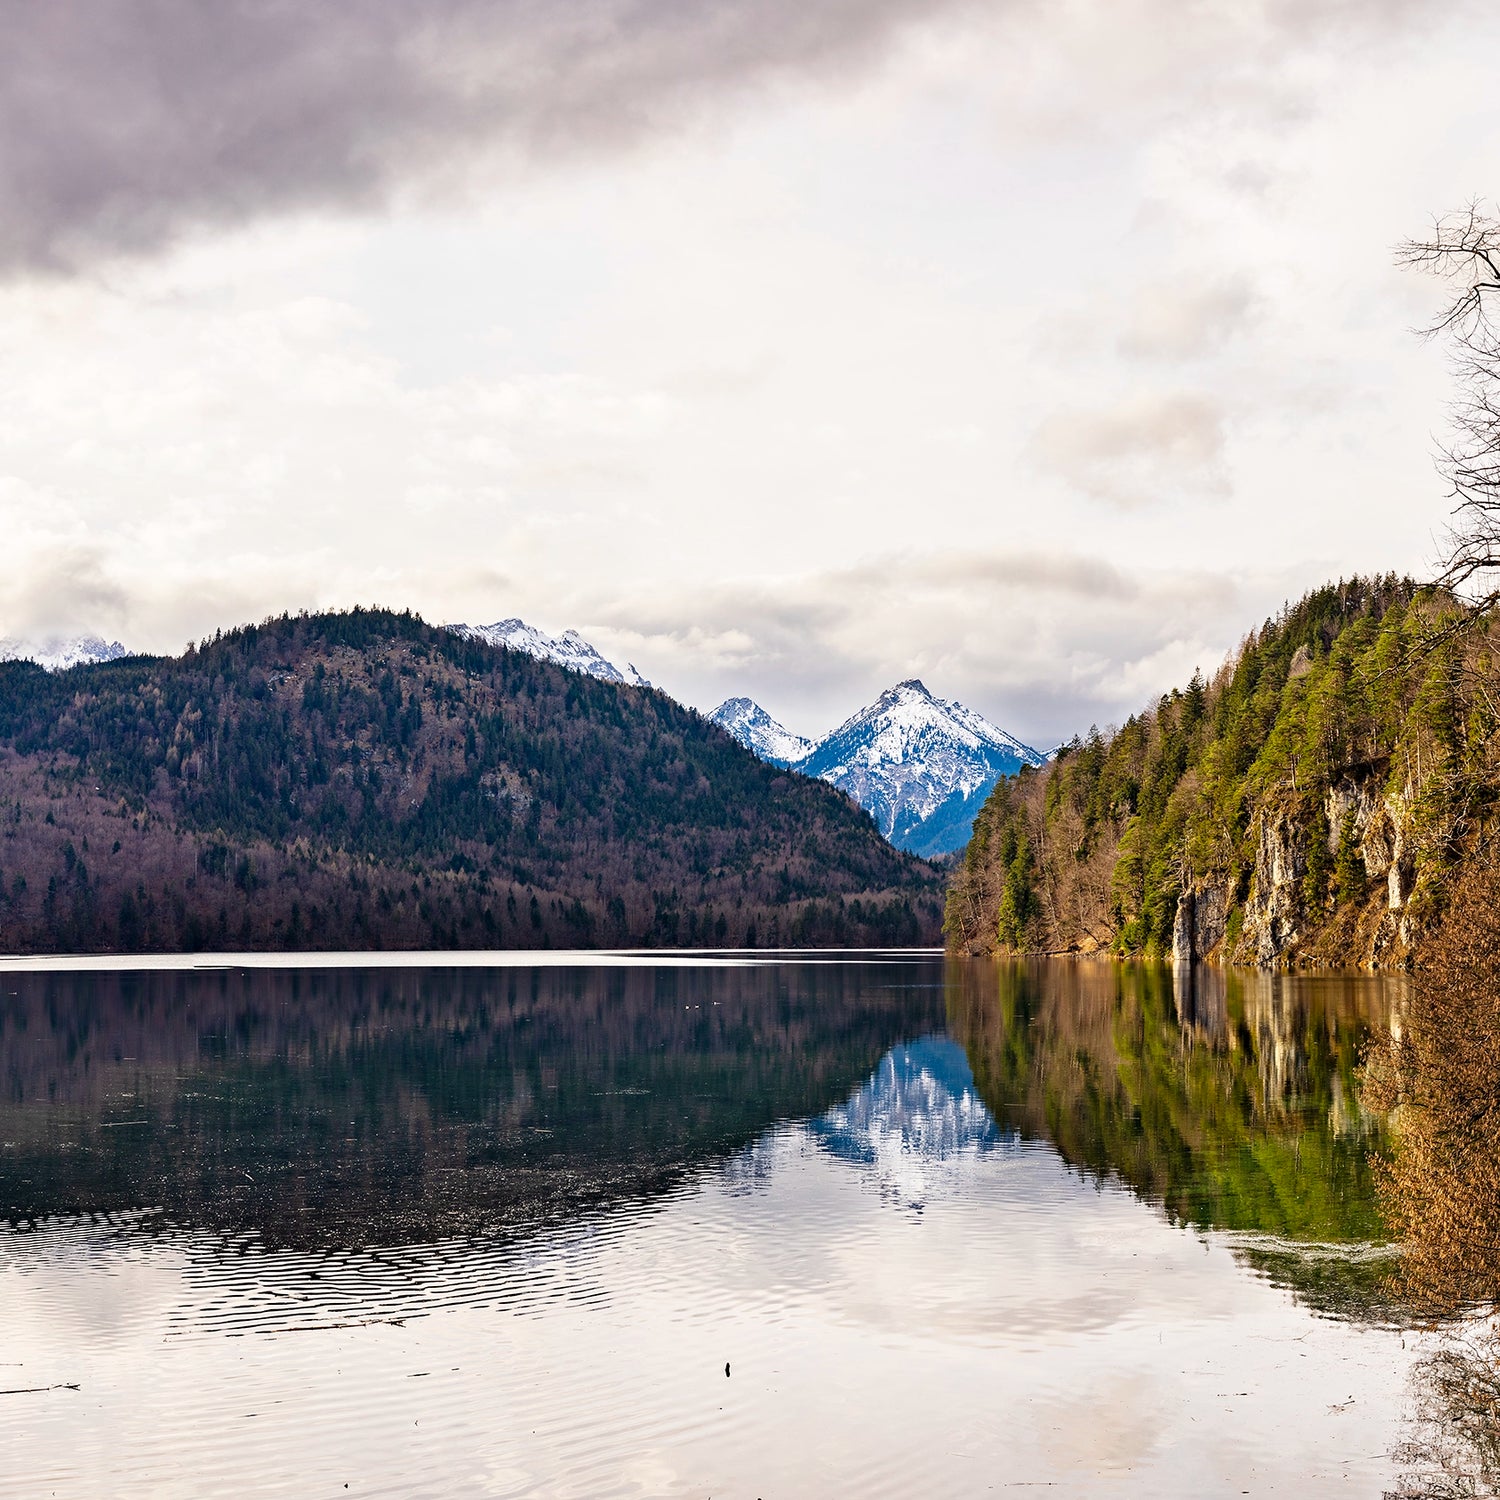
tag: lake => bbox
[0,954,1426,1496]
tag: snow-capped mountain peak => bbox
[707,697,813,768]
[0,634,130,672]
[788,679,1044,857]
[448,618,651,688]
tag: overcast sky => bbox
[0,0,1491,746]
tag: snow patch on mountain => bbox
[448,618,650,688]
[0,634,130,672]
[708,697,813,767]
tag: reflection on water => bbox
[806,1037,1005,1209]
[0,958,939,1246]
[0,956,1420,1497]
[1387,1327,1500,1500]
[949,958,1404,1321]
[950,959,1397,1242]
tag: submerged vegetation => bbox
[947,577,1500,969]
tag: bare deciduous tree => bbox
[1399,203,1500,605]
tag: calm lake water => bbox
[0,954,1424,1497]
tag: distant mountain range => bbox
[0,609,940,955]
[7,614,1038,861]
[445,618,1044,857]
[0,634,130,672]
[447,618,650,687]
[711,680,1045,858]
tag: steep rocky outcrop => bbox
[1170,768,1420,968]
[1170,879,1230,967]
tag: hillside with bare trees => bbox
[0,609,941,953]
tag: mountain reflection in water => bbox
[0,955,1420,1498]
[0,957,944,1246]
[807,1036,1004,1207]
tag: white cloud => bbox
[1028,393,1229,509]
[0,0,1486,746]
[1117,277,1261,360]
[578,549,1296,748]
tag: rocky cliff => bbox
[1172,766,1419,968]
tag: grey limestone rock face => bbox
[1241,805,1308,966]
[1322,769,1415,917]
[1171,882,1230,966]
[1171,889,1193,967]
[1323,773,1408,897]
[1222,765,1418,969]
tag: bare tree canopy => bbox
[1399,203,1500,602]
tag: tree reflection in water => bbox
[1386,1329,1500,1500]
[0,959,945,1249]
[946,956,1399,1316]
[941,937,1500,1496]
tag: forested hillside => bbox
[0,609,941,953]
[946,577,1497,968]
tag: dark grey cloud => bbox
[0,0,968,276]
[0,542,129,636]
[0,0,1459,277]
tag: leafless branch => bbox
[1401,202,1500,607]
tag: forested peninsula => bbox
[0,610,941,953]
[946,576,1495,969]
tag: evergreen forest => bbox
[945,577,1497,967]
